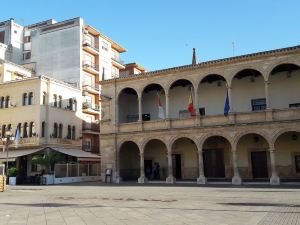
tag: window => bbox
[23,122,28,138]
[290,103,300,108]
[14,30,17,34]
[23,36,31,43]
[102,41,108,51]
[58,95,62,108]
[28,92,34,105]
[5,96,9,108]
[29,122,35,137]
[295,155,300,173]
[7,124,11,132]
[67,125,71,139]
[72,126,76,140]
[16,123,21,137]
[84,139,92,151]
[23,93,28,105]
[58,124,63,138]
[0,31,4,43]
[53,123,58,138]
[251,98,266,111]
[53,94,57,107]
[42,92,46,105]
[23,52,31,60]
[41,122,45,137]
[0,97,4,108]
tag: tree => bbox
[31,152,61,174]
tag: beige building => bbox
[100,45,300,185]
[0,60,99,182]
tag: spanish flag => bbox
[188,90,196,117]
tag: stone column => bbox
[227,85,233,112]
[197,148,206,184]
[138,151,146,183]
[231,148,242,185]
[115,148,122,183]
[194,87,199,115]
[269,148,280,185]
[264,81,270,109]
[138,96,142,122]
[166,146,175,183]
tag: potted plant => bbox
[8,167,17,185]
[32,151,61,185]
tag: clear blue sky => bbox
[1,0,300,71]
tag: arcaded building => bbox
[100,45,300,185]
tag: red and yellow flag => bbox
[188,91,196,117]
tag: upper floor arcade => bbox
[100,45,300,134]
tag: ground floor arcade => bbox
[101,123,300,185]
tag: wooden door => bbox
[203,149,225,178]
[251,151,268,178]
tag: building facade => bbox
[100,45,300,185]
[0,17,126,155]
[0,60,95,179]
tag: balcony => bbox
[82,102,100,115]
[82,61,99,75]
[0,137,39,147]
[82,39,99,55]
[82,121,100,134]
[82,82,99,95]
[82,145,99,154]
[100,108,300,134]
[111,57,125,69]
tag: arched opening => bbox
[142,84,165,121]
[119,141,140,181]
[202,136,231,179]
[41,121,46,137]
[274,131,300,181]
[29,122,35,137]
[28,92,34,105]
[22,93,28,106]
[169,79,193,119]
[23,122,28,138]
[236,133,270,180]
[269,63,300,109]
[58,124,63,138]
[72,126,76,140]
[198,74,227,116]
[232,69,265,112]
[118,88,138,123]
[144,139,168,180]
[171,137,198,180]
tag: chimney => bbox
[192,48,197,65]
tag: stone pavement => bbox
[0,183,299,225]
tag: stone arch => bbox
[232,130,271,149]
[166,78,195,93]
[117,87,139,123]
[271,128,300,147]
[141,83,166,95]
[266,61,300,80]
[141,137,168,153]
[169,135,198,151]
[118,139,140,153]
[199,133,233,149]
[229,67,266,85]
[117,86,139,101]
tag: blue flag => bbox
[224,90,230,116]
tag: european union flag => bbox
[224,90,230,116]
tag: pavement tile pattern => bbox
[0,183,299,225]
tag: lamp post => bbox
[2,129,15,176]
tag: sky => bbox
[1,0,300,71]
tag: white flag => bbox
[15,127,20,148]
[157,93,165,119]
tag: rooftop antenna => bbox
[232,41,235,57]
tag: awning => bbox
[50,147,101,161]
[0,148,44,162]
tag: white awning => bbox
[0,148,44,162]
[50,147,101,160]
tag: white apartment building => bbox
[0,17,127,155]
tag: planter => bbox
[42,174,55,185]
[9,177,16,185]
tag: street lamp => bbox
[2,129,15,176]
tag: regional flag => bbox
[188,90,196,117]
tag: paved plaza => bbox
[0,183,300,225]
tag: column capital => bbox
[269,147,276,153]
[226,84,232,89]
[264,80,271,85]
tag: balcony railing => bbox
[82,145,99,154]
[82,39,99,52]
[82,102,100,112]
[82,82,99,91]
[111,56,125,65]
[82,121,100,132]
[101,108,300,134]
[82,61,99,72]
